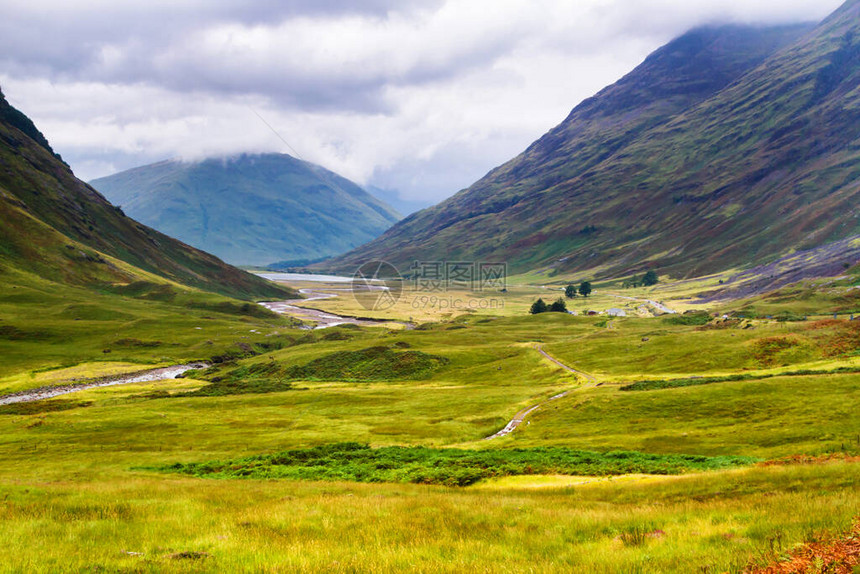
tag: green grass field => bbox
[0,276,858,572]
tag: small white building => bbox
[607,308,627,317]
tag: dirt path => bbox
[485,345,595,440]
[0,363,209,406]
[536,345,596,383]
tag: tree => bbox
[565,284,577,298]
[530,298,548,314]
[578,281,592,298]
[642,270,659,286]
[549,297,568,313]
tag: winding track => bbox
[536,345,596,383]
[484,345,595,440]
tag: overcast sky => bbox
[0,0,844,207]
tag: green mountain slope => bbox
[0,88,293,301]
[91,155,402,267]
[321,7,860,279]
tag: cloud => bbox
[0,0,845,203]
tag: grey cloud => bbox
[368,131,538,204]
[0,1,496,114]
[0,0,848,203]
[1,0,841,116]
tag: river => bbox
[0,363,209,406]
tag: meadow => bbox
[0,277,858,572]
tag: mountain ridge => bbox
[317,8,860,280]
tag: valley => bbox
[1,2,859,572]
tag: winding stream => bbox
[259,289,390,329]
[0,363,209,406]
[260,287,409,329]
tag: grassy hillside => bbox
[321,9,860,280]
[0,89,294,301]
[91,154,402,267]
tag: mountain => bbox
[320,6,860,280]
[90,155,402,267]
[0,87,292,301]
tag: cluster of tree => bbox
[530,297,568,315]
[622,270,658,289]
[565,281,592,298]
[531,281,594,315]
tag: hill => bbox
[320,7,860,280]
[91,154,402,267]
[0,87,293,301]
